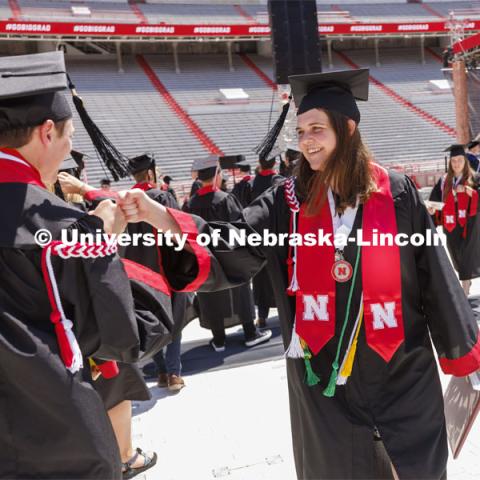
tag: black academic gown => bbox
[429,177,480,280]
[239,171,480,479]
[95,186,190,410]
[0,182,173,479]
[249,172,284,311]
[231,176,253,208]
[186,189,255,331]
[0,172,266,479]
[88,185,189,410]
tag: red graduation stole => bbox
[442,179,478,237]
[133,182,156,191]
[196,185,218,196]
[258,169,276,177]
[0,148,45,187]
[294,164,404,362]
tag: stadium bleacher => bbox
[0,0,474,189]
[66,56,211,191]
[3,1,480,24]
[61,47,456,189]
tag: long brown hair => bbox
[294,109,376,216]
[443,156,474,199]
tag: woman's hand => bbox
[91,199,126,235]
[456,185,465,194]
[465,186,474,197]
[118,189,164,225]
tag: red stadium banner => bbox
[1,20,480,38]
[453,32,480,54]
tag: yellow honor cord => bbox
[339,303,364,379]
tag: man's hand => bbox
[91,199,126,235]
[58,172,93,196]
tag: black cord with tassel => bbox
[67,74,130,181]
[255,95,292,161]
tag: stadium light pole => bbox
[447,13,470,143]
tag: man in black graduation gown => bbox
[230,160,253,208]
[185,155,272,351]
[0,52,248,479]
[250,152,284,328]
[0,51,174,479]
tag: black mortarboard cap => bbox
[444,144,466,157]
[219,155,245,170]
[255,69,369,162]
[0,51,72,131]
[467,140,480,149]
[128,153,155,175]
[59,149,85,172]
[235,160,251,173]
[290,69,369,123]
[192,155,219,181]
[0,51,129,181]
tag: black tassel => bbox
[68,75,130,181]
[255,96,292,161]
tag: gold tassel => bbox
[337,302,364,386]
[339,307,363,378]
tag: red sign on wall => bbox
[1,20,479,38]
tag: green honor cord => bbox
[323,245,362,398]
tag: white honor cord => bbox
[45,246,83,374]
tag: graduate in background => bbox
[162,174,178,202]
[126,154,187,393]
[185,155,272,351]
[250,151,284,328]
[429,144,480,295]
[466,140,480,173]
[230,160,253,208]
[55,150,87,209]
[279,147,301,177]
[121,69,480,480]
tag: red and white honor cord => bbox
[40,240,118,374]
[283,177,304,359]
[284,177,300,294]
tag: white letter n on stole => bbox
[302,295,329,321]
[371,302,398,330]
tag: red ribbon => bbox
[362,165,404,362]
[443,184,478,238]
[295,193,336,355]
[196,185,218,196]
[132,182,156,192]
[258,169,276,177]
[0,148,45,187]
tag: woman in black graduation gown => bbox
[429,144,480,295]
[120,69,480,480]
